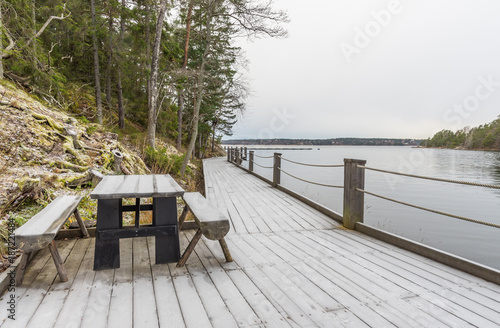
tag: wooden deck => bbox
[2,157,500,327]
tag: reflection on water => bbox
[491,155,500,183]
[244,146,500,270]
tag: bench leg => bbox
[219,238,233,262]
[15,252,31,286]
[178,205,189,229]
[74,208,89,238]
[177,229,203,267]
[48,240,68,282]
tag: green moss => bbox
[63,139,90,166]
[86,125,97,135]
[78,116,90,124]
[31,112,64,132]
[60,172,90,186]
[14,177,41,192]
[101,151,114,171]
[50,160,89,172]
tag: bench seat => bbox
[177,192,232,267]
[14,195,89,284]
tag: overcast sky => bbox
[228,0,500,140]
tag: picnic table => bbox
[90,174,184,270]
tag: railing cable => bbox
[253,162,273,169]
[357,188,500,229]
[254,154,274,159]
[358,166,500,190]
[278,168,343,188]
[279,156,344,168]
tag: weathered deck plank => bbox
[189,232,262,327]
[53,239,96,328]
[107,238,133,328]
[80,259,114,328]
[26,238,91,328]
[2,157,500,327]
[2,240,76,328]
[132,237,159,328]
[148,237,185,328]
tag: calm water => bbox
[238,146,500,270]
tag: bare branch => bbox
[222,0,289,39]
[28,10,71,47]
[2,27,15,53]
[2,6,71,59]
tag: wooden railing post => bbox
[227,147,230,161]
[343,159,367,229]
[249,151,254,172]
[244,147,248,159]
[230,148,234,162]
[235,148,240,165]
[273,152,282,187]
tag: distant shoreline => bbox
[222,137,424,147]
[418,146,500,152]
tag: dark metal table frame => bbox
[90,175,184,270]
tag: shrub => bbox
[144,146,190,177]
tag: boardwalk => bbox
[2,157,500,327]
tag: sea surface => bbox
[235,145,500,270]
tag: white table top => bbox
[90,175,185,199]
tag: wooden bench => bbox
[177,192,233,267]
[14,195,89,285]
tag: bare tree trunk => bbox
[91,0,103,124]
[146,0,168,149]
[0,0,3,79]
[116,0,125,129]
[176,0,194,151]
[116,70,124,128]
[181,78,203,176]
[177,93,184,149]
[32,0,37,71]
[145,0,151,115]
[211,123,216,152]
[180,4,214,177]
[145,0,151,57]
[106,13,113,119]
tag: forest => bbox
[0,0,288,176]
[422,116,500,150]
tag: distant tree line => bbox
[223,138,423,146]
[422,116,500,150]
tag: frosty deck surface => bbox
[2,157,499,327]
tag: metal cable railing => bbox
[278,167,343,188]
[279,156,344,168]
[358,166,500,190]
[357,188,500,229]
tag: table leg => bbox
[153,197,180,263]
[94,199,121,270]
